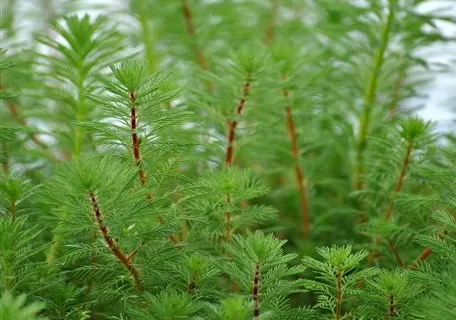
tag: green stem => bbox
[72,74,85,159]
[336,270,343,320]
[355,0,395,190]
[139,13,156,73]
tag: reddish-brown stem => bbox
[385,139,413,220]
[283,86,310,238]
[263,0,278,45]
[225,73,252,167]
[252,262,261,319]
[369,139,413,264]
[88,191,143,291]
[181,0,203,66]
[181,0,213,91]
[129,91,147,187]
[336,271,343,320]
[409,229,448,270]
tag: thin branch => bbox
[88,191,144,291]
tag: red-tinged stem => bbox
[88,191,143,291]
[409,248,432,270]
[129,91,147,188]
[409,229,448,270]
[336,271,343,320]
[224,74,252,241]
[181,0,213,91]
[252,262,261,319]
[225,73,252,166]
[283,86,310,238]
[385,139,413,220]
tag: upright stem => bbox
[263,0,278,45]
[129,91,147,187]
[355,1,395,190]
[370,139,412,264]
[181,0,213,91]
[138,13,156,73]
[223,74,252,241]
[385,139,413,220]
[72,75,86,159]
[283,86,310,238]
[252,262,261,319]
[336,271,343,320]
[89,191,143,291]
[225,73,252,166]
[386,294,397,319]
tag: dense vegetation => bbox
[1,0,455,319]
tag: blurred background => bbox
[3,0,456,132]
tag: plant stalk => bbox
[355,1,395,190]
[224,73,252,240]
[89,191,143,291]
[252,262,261,319]
[336,271,343,320]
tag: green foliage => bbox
[0,291,47,320]
[1,0,455,319]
